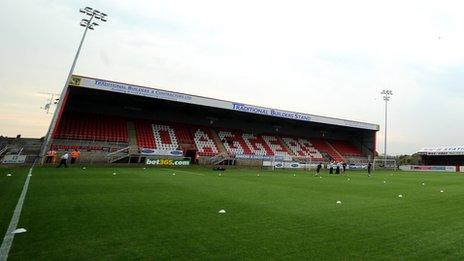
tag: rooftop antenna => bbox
[38,92,59,114]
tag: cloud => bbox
[1,0,463,154]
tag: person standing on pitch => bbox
[195,153,200,164]
[367,162,372,176]
[316,162,322,176]
[329,161,334,174]
[57,152,69,168]
[45,149,57,164]
[71,149,80,164]
[342,161,347,174]
[335,162,341,174]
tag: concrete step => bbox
[126,121,138,153]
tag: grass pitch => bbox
[0,167,29,240]
[2,166,464,260]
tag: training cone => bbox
[336,200,342,204]
[218,209,226,214]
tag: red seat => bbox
[53,113,128,142]
[135,121,155,148]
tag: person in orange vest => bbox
[45,149,57,164]
[70,149,81,164]
[51,149,57,163]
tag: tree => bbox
[395,153,422,165]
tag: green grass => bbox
[4,166,464,260]
[0,167,28,238]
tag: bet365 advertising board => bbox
[145,158,190,166]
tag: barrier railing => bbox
[210,152,231,165]
[105,146,132,163]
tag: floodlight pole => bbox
[381,90,392,168]
[40,7,107,164]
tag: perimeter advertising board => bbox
[140,148,183,157]
[399,165,457,172]
[145,158,190,166]
[262,160,318,169]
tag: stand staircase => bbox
[209,151,235,165]
[126,121,139,154]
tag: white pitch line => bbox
[0,160,36,261]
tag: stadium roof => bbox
[68,75,379,131]
[418,146,464,156]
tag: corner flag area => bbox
[2,166,464,259]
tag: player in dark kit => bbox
[316,162,322,176]
[335,162,340,174]
[367,162,372,176]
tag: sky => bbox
[1,0,463,155]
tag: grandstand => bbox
[418,146,464,167]
[44,75,379,165]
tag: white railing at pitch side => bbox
[105,146,131,163]
[108,153,131,163]
[105,146,131,158]
[210,152,230,165]
[105,146,132,163]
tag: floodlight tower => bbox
[40,7,108,163]
[381,90,393,168]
